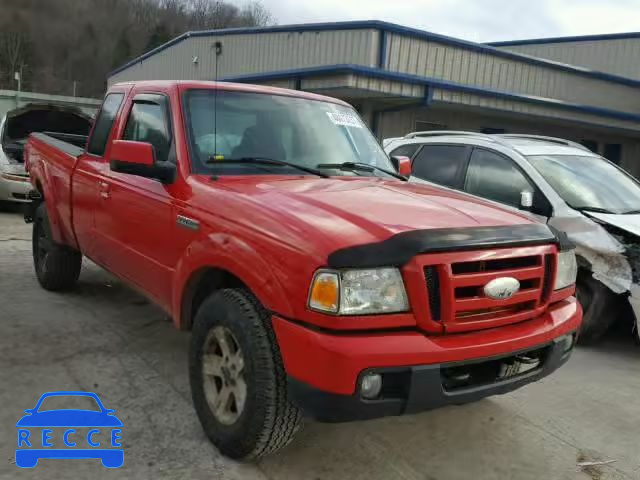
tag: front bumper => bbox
[288,335,574,422]
[0,173,31,202]
[274,297,582,422]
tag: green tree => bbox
[146,23,172,51]
[112,31,133,69]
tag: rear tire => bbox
[576,272,619,344]
[32,203,82,291]
[189,289,302,460]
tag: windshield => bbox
[527,154,640,214]
[184,89,394,177]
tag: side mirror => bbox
[390,156,412,177]
[520,191,534,209]
[24,409,33,414]
[109,140,175,184]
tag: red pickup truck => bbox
[25,80,582,459]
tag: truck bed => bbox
[31,132,86,157]
[27,133,86,248]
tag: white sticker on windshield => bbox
[326,111,362,128]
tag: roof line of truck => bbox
[110,80,351,106]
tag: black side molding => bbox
[328,224,560,269]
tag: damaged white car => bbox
[385,132,640,343]
[0,104,91,205]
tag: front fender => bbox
[172,232,295,329]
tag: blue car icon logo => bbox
[16,391,123,468]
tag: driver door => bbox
[94,93,175,308]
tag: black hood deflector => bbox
[328,224,568,269]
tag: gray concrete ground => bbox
[1,207,640,480]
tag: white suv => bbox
[385,131,640,344]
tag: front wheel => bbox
[32,203,82,291]
[189,289,302,460]
[576,272,619,344]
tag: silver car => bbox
[0,113,31,204]
[0,104,92,205]
[385,132,640,344]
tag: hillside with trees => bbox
[0,0,274,98]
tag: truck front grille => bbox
[424,266,441,322]
[420,245,556,333]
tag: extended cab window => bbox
[411,145,468,188]
[465,148,534,208]
[87,93,124,156]
[123,97,171,163]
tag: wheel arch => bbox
[178,266,248,331]
[173,242,295,330]
[29,166,66,245]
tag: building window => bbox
[604,144,622,165]
[580,140,599,153]
[481,128,507,134]
[414,121,446,132]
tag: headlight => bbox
[308,268,409,315]
[554,251,577,290]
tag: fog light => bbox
[360,373,382,399]
[558,334,574,353]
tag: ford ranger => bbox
[24,80,582,459]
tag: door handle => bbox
[98,181,110,199]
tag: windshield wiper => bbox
[316,162,408,181]
[206,157,329,178]
[572,206,618,215]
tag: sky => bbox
[257,0,640,43]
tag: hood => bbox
[2,104,92,163]
[193,176,539,257]
[586,211,640,239]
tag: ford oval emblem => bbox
[484,277,520,300]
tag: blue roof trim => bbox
[488,31,640,47]
[107,20,640,88]
[221,64,640,124]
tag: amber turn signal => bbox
[308,271,339,313]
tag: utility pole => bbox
[14,70,21,108]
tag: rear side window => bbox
[411,145,468,188]
[87,93,124,156]
[465,148,534,207]
[390,143,421,159]
[123,99,171,163]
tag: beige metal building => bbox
[489,32,640,81]
[109,21,640,175]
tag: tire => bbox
[32,203,82,291]
[576,272,619,344]
[189,289,302,460]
